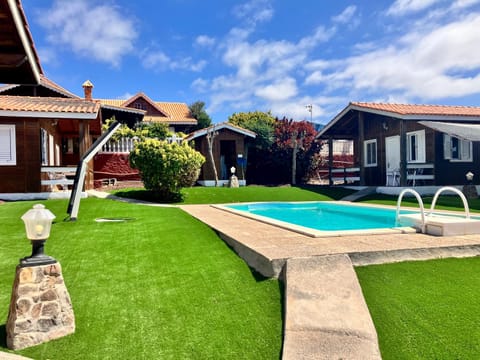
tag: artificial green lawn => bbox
[0,198,282,359]
[1,186,479,359]
[112,184,355,204]
[356,258,480,359]
[359,192,480,212]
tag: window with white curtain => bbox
[0,124,16,165]
[407,130,426,163]
[443,134,472,162]
[364,139,377,167]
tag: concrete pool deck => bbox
[180,204,480,359]
[180,204,480,278]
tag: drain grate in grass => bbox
[94,217,136,222]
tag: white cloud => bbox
[387,0,443,16]
[195,35,216,48]
[233,0,274,24]
[191,78,209,93]
[332,5,357,24]
[200,2,339,121]
[198,1,480,123]
[118,92,135,100]
[307,13,480,100]
[142,50,207,72]
[37,0,137,67]
[142,51,171,69]
[451,0,480,9]
[255,77,298,101]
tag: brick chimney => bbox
[82,80,94,101]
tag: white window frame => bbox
[364,139,377,167]
[0,124,16,166]
[407,130,426,163]
[443,134,472,162]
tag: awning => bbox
[419,121,480,141]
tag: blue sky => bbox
[22,0,480,124]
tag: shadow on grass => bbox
[297,184,356,200]
[0,324,7,348]
[113,189,181,203]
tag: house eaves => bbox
[184,122,256,141]
[317,102,480,139]
[1,0,42,84]
[0,95,100,119]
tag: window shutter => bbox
[460,140,472,161]
[443,134,451,160]
[0,125,16,165]
[417,130,426,162]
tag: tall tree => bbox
[189,101,212,130]
[273,118,318,184]
[228,111,276,150]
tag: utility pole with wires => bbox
[305,104,313,122]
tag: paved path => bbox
[180,204,480,359]
[283,255,381,359]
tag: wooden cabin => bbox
[184,122,256,186]
[317,102,480,187]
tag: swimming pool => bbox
[216,201,417,237]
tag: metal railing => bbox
[100,135,184,153]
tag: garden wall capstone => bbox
[6,263,75,350]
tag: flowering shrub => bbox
[130,139,205,201]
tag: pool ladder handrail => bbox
[396,188,426,233]
[429,186,470,219]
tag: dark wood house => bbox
[184,122,256,186]
[0,1,144,195]
[317,102,480,187]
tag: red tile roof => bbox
[97,96,197,124]
[0,95,100,117]
[351,102,480,117]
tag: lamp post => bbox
[20,204,57,267]
[7,204,75,351]
[229,166,239,188]
[466,171,474,184]
[462,171,478,199]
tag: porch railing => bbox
[317,166,360,185]
[100,135,184,153]
[41,166,76,190]
[406,163,434,186]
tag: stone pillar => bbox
[462,184,478,199]
[6,262,75,350]
[228,175,239,188]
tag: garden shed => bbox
[184,122,256,186]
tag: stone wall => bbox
[6,262,75,350]
[93,153,140,186]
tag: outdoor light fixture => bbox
[20,204,57,267]
[466,171,474,182]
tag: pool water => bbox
[226,202,409,231]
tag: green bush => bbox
[130,139,205,201]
